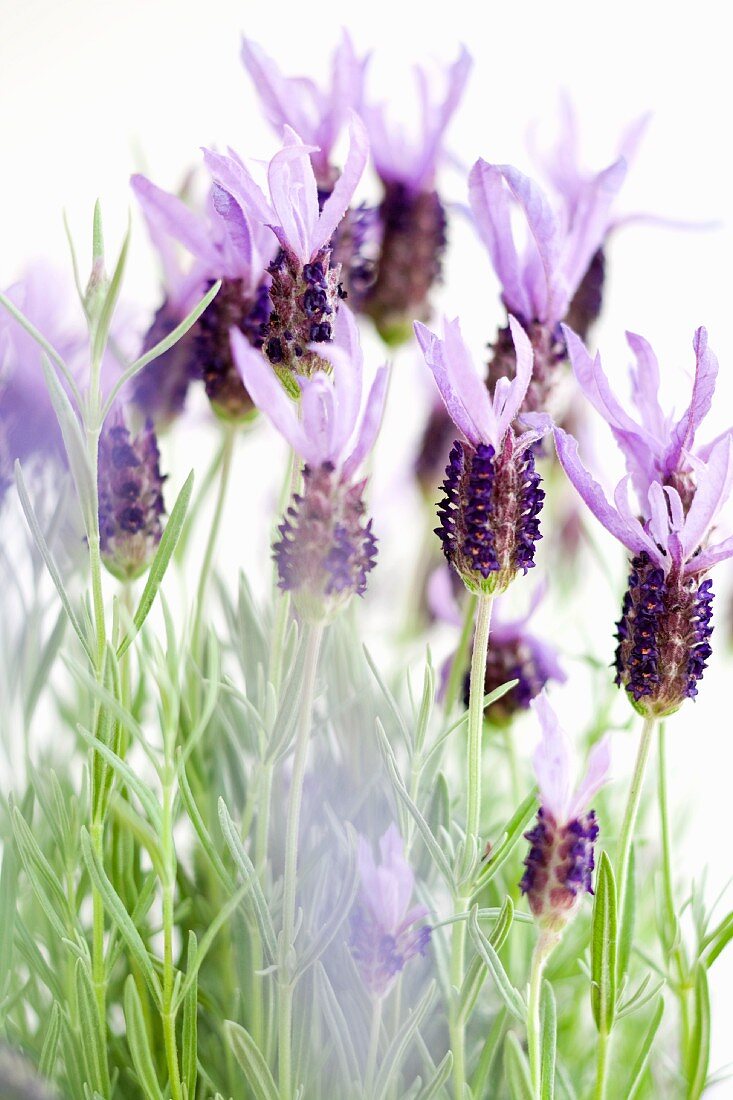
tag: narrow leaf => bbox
[625,997,664,1100]
[540,980,557,1100]
[468,907,525,1020]
[225,1021,279,1100]
[124,976,165,1100]
[504,1031,534,1100]
[373,981,436,1100]
[591,851,617,1034]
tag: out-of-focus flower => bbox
[232,306,386,621]
[98,409,166,580]
[240,33,368,192]
[0,1042,59,1100]
[205,116,368,381]
[521,693,610,935]
[415,315,549,594]
[361,47,472,343]
[0,265,84,475]
[131,172,275,421]
[555,341,733,715]
[563,324,723,511]
[468,156,626,413]
[350,824,431,999]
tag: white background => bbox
[1,0,732,1087]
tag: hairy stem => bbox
[616,714,656,930]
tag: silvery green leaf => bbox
[174,885,248,1012]
[468,906,525,1021]
[39,354,95,532]
[415,1051,453,1100]
[616,843,635,986]
[11,809,71,944]
[182,932,198,1100]
[625,997,664,1100]
[313,963,360,1085]
[504,1031,533,1100]
[38,1002,62,1080]
[90,219,130,384]
[75,959,110,1097]
[471,1008,507,1098]
[471,792,538,895]
[373,981,435,1100]
[124,976,164,1100]
[117,470,194,659]
[178,767,233,891]
[0,844,18,1002]
[218,800,277,962]
[685,966,710,1099]
[540,980,556,1100]
[700,908,733,968]
[591,851,617,1034]
[617,973,665,1018]
[75,724,161,830]
[225,1021,278,1100]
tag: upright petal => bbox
[315,113,369,252]
[560,158,627,300]
[530,693,573,823]
[626,331,666,439]
[342,366,389,480]
[498,165,563,322]
[568,735,612,821]
[680,434,733,558]
[494,316,533,438]
[268,132,320,263]
[230,329,307,455]
[468,160,533,320]
[667,326,719,467]
[414,321,483,447]
[131,175,219,267]
[562,325,640,438]
[240,38,311,139]
[203,147,274,227]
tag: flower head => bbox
[131,172,275,420]
[98,409,166,581]
[468,157,627,412]
[240,33,368,189]
[232,306,387,620]
[415,315,549,593]
[520,693,610,933]
[350,825,431,999]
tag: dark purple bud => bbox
[462,634,561,725]
[98,414,166,581]
[520,807,599,931]
[273,462,377,621]
[564,248,606,342]
[437,437,544,594]
[414,401,456,497]
[364,182,446,346]
[265,248,342,377]
[194,277,270,421]
[614,553,714,716]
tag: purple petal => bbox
[530,692,573,823]
[498,164,563,322]
[203,147,274,226]
[625,331,666,439]
[686,533,733,575]
[560,157,627,301]
[240,38,309,139]
[268,130,320,263]
[411,45,472,188]
[315,113,369,253]
[229,329,307,455]
[494,315,533,437]
[131,174,219,266]
[562,325,640,437]
[414,321,482,447]
[568,735,612,820]
[342,365,389,480]
[468,160,533,319]
[681,434,733,559]
[667,326,718,468]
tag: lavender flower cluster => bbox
[1,24,731,1100]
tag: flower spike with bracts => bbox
[131,172,275,421]
[468,155,627,414]
[555,366,733,716]
[350,824,431,1000]
[415,314,550,594]
[361,47,472,343]
[205,115,369,382]
[240,32,368,193]
[231,305,387,622]
[521,692,611,938]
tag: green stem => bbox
[162,767,183,1100]
[191,424,237,658]
[278,622,324,1100]
[444,593,477,715]
[616,715,656,929]
[364,996,383,1097]
[593,1029,611,1100]
[449,592,493,1100]
[527,939,550,1098]
[658,723,691,1073]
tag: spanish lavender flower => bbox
[361,47,471,343]
[555,395,733,715]
[415,315,549,594]
[205,116,368,380]
[231,306,387,621]
[520,693,610,935]
[562,324,722,510]
[350,824,431,999]
[131,171,275,421]
[98,409,166,580]
[240,33,367,192]
[468,156,627,413]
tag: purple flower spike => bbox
[240,33,368,190]
[98,410,166,581]
[350,825,431,999]
[415,315,550,594]
[520,693,610,935]
[361,47,472,342]
[232,306,387,621]
[131,172,275,422]
[205,117,368,378]
[555,331,733,716]
[468,156,627,413]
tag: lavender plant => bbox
[1,27,731,1100]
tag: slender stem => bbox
[444,593,477,715]
[658,723,691,1072]
[449,592,493,1100]
[161,763,183,1100]
[527,939,550,1097]
[365,996,383,1097]
[191,424,236,658]
[616,715,656,925]
[278,622,324,1100]
[593,1029,611,1100]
